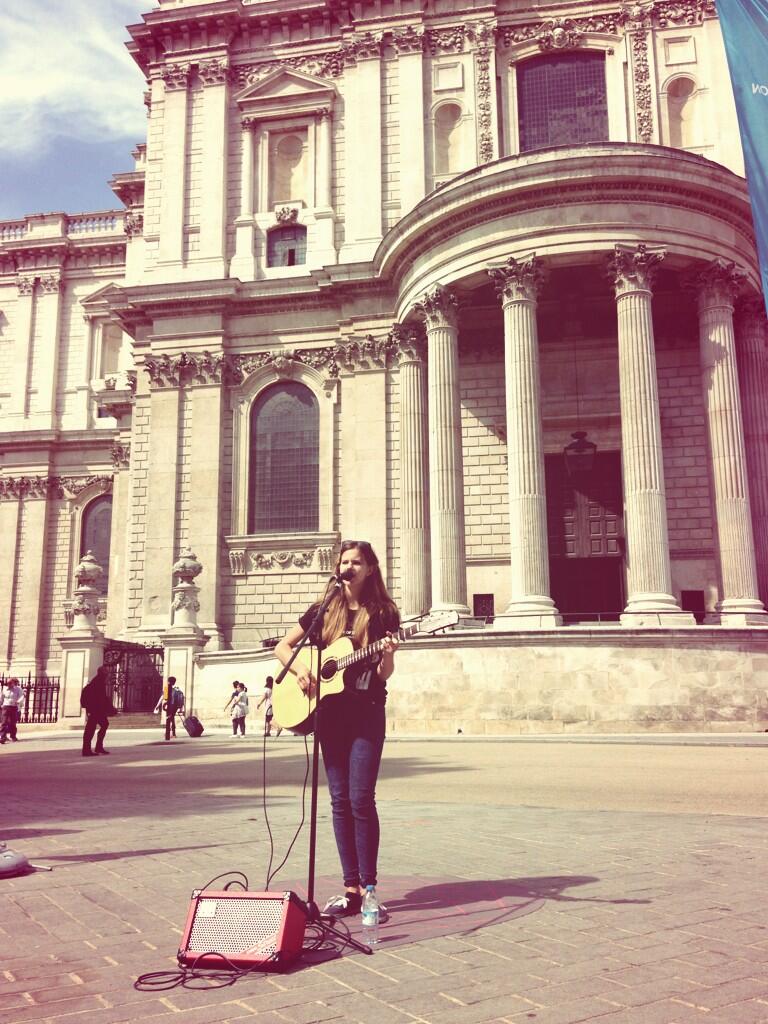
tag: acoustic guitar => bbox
[272,610,459,732]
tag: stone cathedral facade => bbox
[2,0,768,731]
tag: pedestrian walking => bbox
[0,678,24,744]
[155,677,184,740]
[80,667,115,757]
[228,682,249,737]
[256,676,282,736]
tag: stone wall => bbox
[191,630,768,734]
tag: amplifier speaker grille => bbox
[178,890,307,972]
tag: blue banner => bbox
[716,0,768,312]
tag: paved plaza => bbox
[3,728,768,1024]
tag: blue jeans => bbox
[319,694,385,889]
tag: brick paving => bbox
[3,731,768,1024]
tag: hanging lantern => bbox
[563,430,597,475]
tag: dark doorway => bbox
[546,451,624,622]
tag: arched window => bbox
[434,103,464,175]
[248,382,319,533]
[80,495,113,591]
[667,77,697,149]
[268,131,308,206]
[517,51,609,153]
[266,224,307,268]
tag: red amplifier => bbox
[177,890,308,972]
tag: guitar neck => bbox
[336,623,416,671]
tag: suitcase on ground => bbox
[183,715,204,737]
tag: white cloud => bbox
[0,1,151,157]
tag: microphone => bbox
[332,568,355,583]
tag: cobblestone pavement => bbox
[4,731,768,1024]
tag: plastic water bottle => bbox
[361,885,380,946]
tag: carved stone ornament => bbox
[237,51,347,87]
[336,334,396,372]
[71,592,101,619]
[503,12,620,48]
[414,285,460,330]
[38,272,62,294]
[111,442,131,469]
[471,23,495,165]
[736,295,768,355]
[275,206,299,224]
[488,255,546,304]
[390,323,427,364]
[227,538,336,576]
[124,213,144,237]
[695,259,747,308]
[653,0,716,27]
[75,550,105,588]
[198,59,231,87]
[0,475,112,501]
[15,274,35,296]
[173,546,203,584]
[537,18,584,50]
[143,350,236,389]
[426,26,467,55]
[343,32,383,65]
[250,549,316,572]
[620,3,654,142]
[391,26,425,54]
[172,590,201,613]
[230,347,340,384]
[161,63,192,90]
[609,243,666,296]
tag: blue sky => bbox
[0,1,150,220]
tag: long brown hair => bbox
[321,541,398,647]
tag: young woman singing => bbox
[274,540,400,918]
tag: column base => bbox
[429,601,471,617]
[715,598,768,626]
[493,598,562,630]
[621,594,695,628]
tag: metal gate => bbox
[0,674,60,723]
[102,640,164,713]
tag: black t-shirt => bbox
[298,603,400,705]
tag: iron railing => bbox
[0,673,60,723]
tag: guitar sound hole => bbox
[321,660,337,680]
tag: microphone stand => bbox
[272,576,373,957]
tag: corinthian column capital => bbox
[414,285,459,330]
[389,323,427,364]
[736,295,768,356]
[696,259,747,311]
[487,254,545,305]
[610,243,666,296]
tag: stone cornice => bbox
[0,475,113,501]
[376,146,757,297]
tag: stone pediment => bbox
[236,68,336,121]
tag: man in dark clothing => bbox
[80,667,115,757]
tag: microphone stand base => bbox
[304,899,373,956]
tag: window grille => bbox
[517,52,608,153]
[248,383,319,533]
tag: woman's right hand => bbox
[294,667,316,698]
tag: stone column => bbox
[610,244,691,626]
[340,36,383,262]
[696,261,767,624]
[158,64,190,267]
[9,274,35,422]
[413,286,470,614]
[0,490,20,671]
[337,335,391,576]
[164,547,208,715]
[34,271,63,431]
[198,59,230,277]
[142,366,182,631]
[393,28,426,216]
[8,477,54,673]
[58,552,107,719]
[313,108,336,266]
[231,117,257,280]
[392,324,430,617]
[488,256,561,628]
[736,297,768,605]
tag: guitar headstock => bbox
[406,610,460,635]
